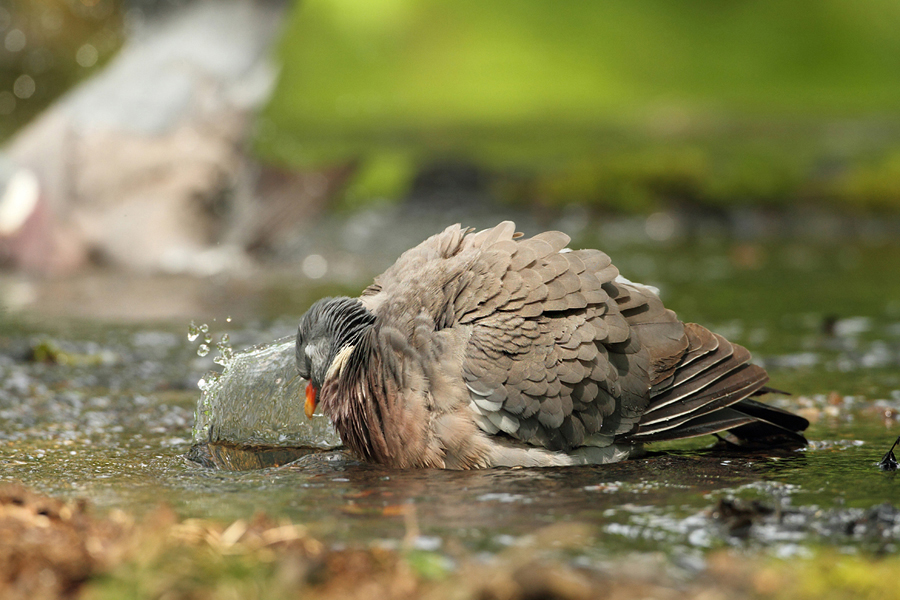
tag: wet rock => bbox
[27,338,119,367]
[842,503,900,539]
[710,498,776,539]
[186,441,325,471]
[709,497,900,548]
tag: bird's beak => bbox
[304,381,318,419]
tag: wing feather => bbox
[355,221,806,465]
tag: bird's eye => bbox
[297,352,311,380]
[296,333,310,379]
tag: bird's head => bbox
[296,296,375,418]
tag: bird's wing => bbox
[357,221,803,459]
[360,222,473,303]
[599,284,804,444]
[456,226,664,451]
[619,322,792,444]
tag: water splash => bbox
[192,336,340,449]
[188,321,229,360]
[213,333,234,367]
[192,323,212,352]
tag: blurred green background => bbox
[256,0,900,212]
[4,0,900,212]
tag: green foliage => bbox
[29,337,113,366]
[827,151,900,211]
[257,0,900,210]
[341,152,417,209]
[404,550,452,581]
[85,546,291,600]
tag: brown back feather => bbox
[332,221,806,467]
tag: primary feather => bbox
[295,221,808,469]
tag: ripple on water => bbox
[3,237,900,563]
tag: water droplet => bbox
[197,344,210,357]
[187,320,200,342]
[226,316,232,323]
[213,333,235,367]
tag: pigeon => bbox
[295,221,808,469]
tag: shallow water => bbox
[2,233,899,566]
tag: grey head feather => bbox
[296,296,375,389]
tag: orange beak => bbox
[304,381,318,419]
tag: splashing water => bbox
[188,321,212,350]
[188,321,224,360]
[192,336,341,449]
[213,333,234,367]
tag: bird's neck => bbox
[320,330,403,465]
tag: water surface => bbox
[2,233,899,564]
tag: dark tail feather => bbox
[724,397,809,446]
[623,407,757,443]
[622,321,808,448]
[621,398,809,447]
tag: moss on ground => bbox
[752,553,900,600]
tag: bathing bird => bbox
[296,221,808,469]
